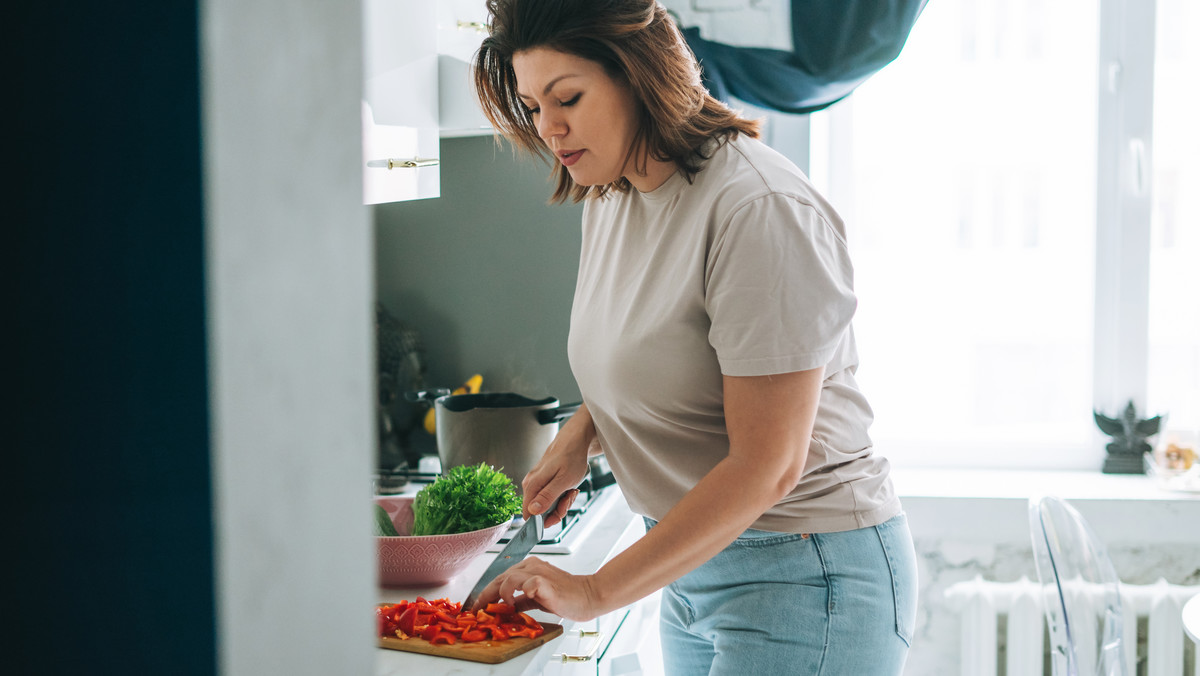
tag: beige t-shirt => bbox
[567,134,900,534]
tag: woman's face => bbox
[512,47,670,192]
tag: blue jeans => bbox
[651,512,917,676]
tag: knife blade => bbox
[462,491,570,610]
[462,512,543,610]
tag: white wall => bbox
[201,1,376,673]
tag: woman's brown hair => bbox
[473,0,760,203]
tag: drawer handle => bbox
[457,20,489,33]
[382,158,439,169]
[553,629,603,663]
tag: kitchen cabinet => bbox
[362,0,440,204]
[362,0,495,204]
[437,0,494,137]
[537,593,662,676]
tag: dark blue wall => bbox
[11,2,216,673]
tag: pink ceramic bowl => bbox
[374,496,511,588]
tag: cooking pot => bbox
[406,389,579,492]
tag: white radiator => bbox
[944,576,1200,676]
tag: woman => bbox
[470,1,917,673]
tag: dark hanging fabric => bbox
[681,0,929,115]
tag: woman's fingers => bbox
[472,557,597,620]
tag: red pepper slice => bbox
[427,630,457,645]
[517,611,542,629]
[484,602,516,615]
[460,628,488,642]
[396,605,419,637]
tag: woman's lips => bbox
[559,149,584,167]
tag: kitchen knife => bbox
[462,491,569,610]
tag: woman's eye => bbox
[561,94,581,107]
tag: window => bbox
[1148,0,1200,443]
[807,0,1199,469]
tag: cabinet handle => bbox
[553,629,604,663]
[1128,138,1147,197]
[367,158,439,170]
[457,20,489,33]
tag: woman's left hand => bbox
[473,556,603,621]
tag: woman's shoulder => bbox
[694,134,835,218]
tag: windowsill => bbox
[891,467,1200,501]
[890,468,1200,545]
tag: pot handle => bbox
[403,388,451,403]
[536,401,581,425]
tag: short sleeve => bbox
[704,193,857,376]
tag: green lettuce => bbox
[410,463,521,536]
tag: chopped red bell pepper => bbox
[376,597,545,644]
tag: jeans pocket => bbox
[731,529,810,548]
[876,513,916,646]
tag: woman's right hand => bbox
[522,402,597,526]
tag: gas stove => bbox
[486,482,621,555]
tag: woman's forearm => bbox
[589,450,800,612]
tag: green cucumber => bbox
[374,504,400,537]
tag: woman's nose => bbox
[536,110,565,141]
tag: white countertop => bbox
[374,490,644,676]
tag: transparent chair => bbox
[1028,495,1129,676]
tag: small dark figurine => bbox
[1094,400,1162,474]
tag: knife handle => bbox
[535,486,578,527]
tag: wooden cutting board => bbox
[378,623,564,664]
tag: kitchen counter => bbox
[375,489,648,676]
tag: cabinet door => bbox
[437,0,493,136]
[538,609,628,676]
[362,0,440,203]
[538,602,657,676]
